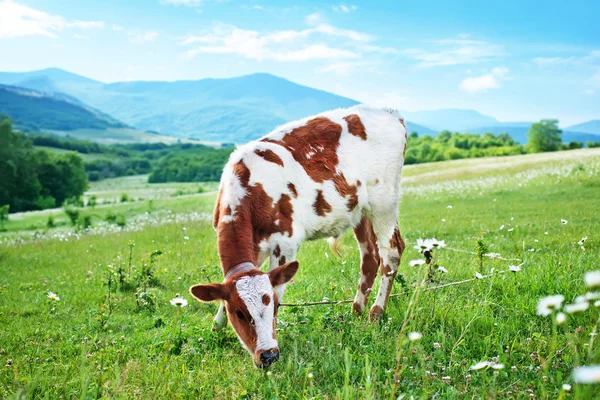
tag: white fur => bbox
[235,275,278,352]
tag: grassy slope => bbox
[1,150,600,398]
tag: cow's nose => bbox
[260,349,280,368]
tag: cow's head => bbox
[190,261,299,368]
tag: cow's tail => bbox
[328,236,342,257]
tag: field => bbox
[1,149,600,398]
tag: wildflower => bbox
[508,228,514,232]
[572,365,600,383]
[409,259,426,267]
[492,363,505,370]
[408,332,422,342]
[565,301,589,314]
[433,342,441,350]
[556,312,567,324]
[442,376,451,383]
[429,238,446,249]
[561,219,568,225]
[584,271,600,289]
[578,237,588,245]
[447,205,452,209]
[325,252,329,259]
[307,372,314,379]
[471,361,492,370]
[47,291,60,301]
[562,384,571,391]
[169,297,188,307]
[415,238,432,253]
[544,232,548,235]
[266,371,272,377]
[476,272,484,279]
[198,337,204,342]
[536,295,564,316]
[499,225,505,230]
[509,265,521,272]
[438,266,448,273]
[441,219,446,222]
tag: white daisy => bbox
[491,363,505,370]
[561,219,568,225]
[447,205,452,209]
[408,332,422,342]
[429,238,446,249]
[470,361,492,370]
[499,225,505,230]
[562,384,571,391]
[475,272,484,279]
[572,365,600,383]
[438,266,448,273]
[578,237,588,245]
[565,301,589,314]
[47,291,60,301]
[409,259,426,267]
[536,295,564,316]
[556,312,567,325]
[414,238,432,253]
[584,271,600,289]
[170,297,188,307]
[508,265,521,273]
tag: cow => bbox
[189,105,407,368]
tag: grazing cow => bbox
[190,105,407,368]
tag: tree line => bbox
[0,117,88,213]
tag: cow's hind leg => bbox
[352,215,380,315]
[370,215,406,321]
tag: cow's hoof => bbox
[352,302,365,315]
[368,305,383,322]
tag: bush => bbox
[46,215,55,228]
[120,193,130,203]
[63,207,80,226]
[87,195,97,208]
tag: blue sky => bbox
[0,0,599,126]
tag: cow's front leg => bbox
[352,216,380,314]
[370,223,405,321]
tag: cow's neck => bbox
[217,209,259,277]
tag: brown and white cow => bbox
[190,105,407,368]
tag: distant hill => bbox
[0,84,127,132]
[466,124,600,144]
[405,121,437,135]
[566,120,600,135]
[402,109,498,132]
[0,68,437,143]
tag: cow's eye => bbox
[236,310,246,321]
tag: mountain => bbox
[0,68,439,143]
[402,109,498,132]
[566,120,600,135]
[0,84,127,132]
[405,121,437,135]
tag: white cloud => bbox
[0,0,104,39]
[332,4,358,13]
[316,60,380,76]
[112,24,124,31]
[183,20,372,62]
[128,29,159,44]
[459,66,509,93]
[305,12,322,26]
[403,37,504,67]
[533,51,600,66]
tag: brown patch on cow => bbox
[216,160,294,273]
[287,182,298,198]
[224,284,258,353]
[278,256,286,266]
[333,173,359,211]
[273,244,281,258]
[390,226,406,256]
[399,118,407,131]
[356,180,361,187]
[343,114,367,140]
[403,128,408,158]
[352,302,363,314]
[375,178,380,184]
[262,117,342,183]
[353,216,380,311]
[262,294,271,306]
[254,149,284,167]
[313,190,332,216]
[213,188,223,229]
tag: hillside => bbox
[402,109,498,131]
[566,120,600,135]
[465,124,600,144]
[0,84,127,132]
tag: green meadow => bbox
[1,148,600,399]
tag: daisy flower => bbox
[414,238,432,253]
[556,312,567,324]
[47,291,60,301]
[470,361,492,371]
[508,265,521,273]
[565,301,589,314]
[578,237,588,245]
[584,271,600,289]
[572,365,600,383]
[170,297,188,307]
[536,295,564,316]
[561,219,568,225]
[409,259,426,267]
[429,238,446,249]
[475,272,484,279]
[438,266,448,273]
[408,332,422,342]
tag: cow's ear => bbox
[269,261,299,287]
[190,283,228,302]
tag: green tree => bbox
[527,120,562,153]
[0,204,9,230]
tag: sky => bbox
[0,0,599,126]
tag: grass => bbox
[1,149,599,398]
